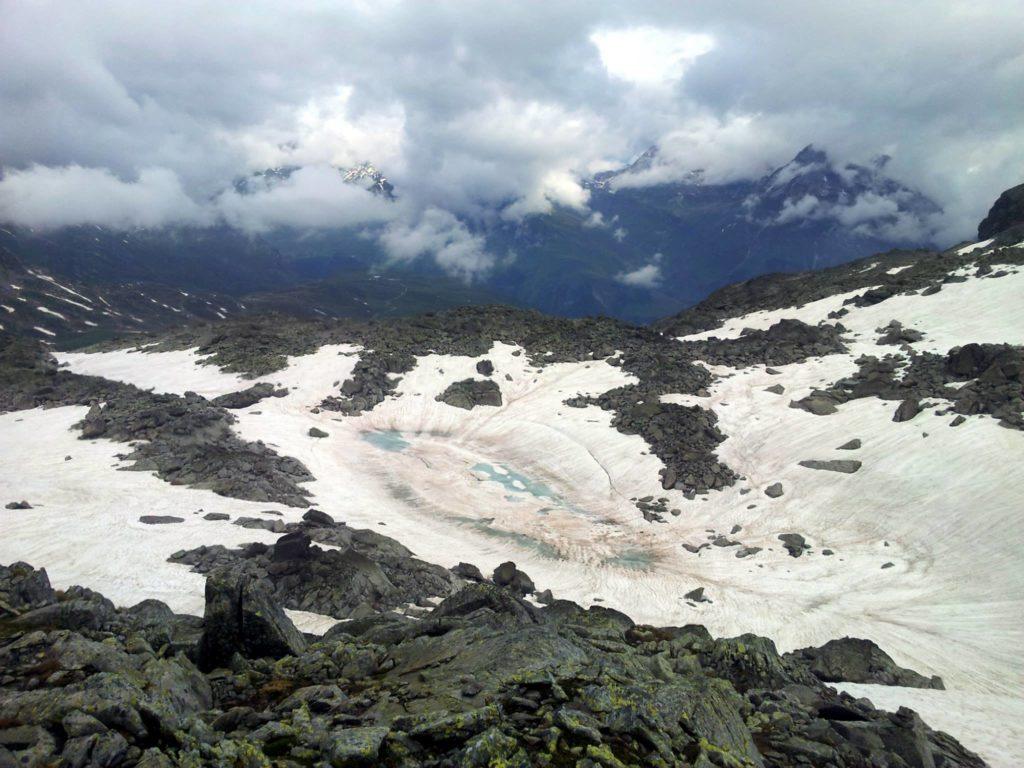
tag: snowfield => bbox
[1,263,1022,764]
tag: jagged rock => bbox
[786,637,944,689]
[684,587,710,603]
[4,501,32,510]
[271,531,312,562]
[764,482,784,498]
[451,562,485,582]
[475,359,494,376]
[778,533,810,557]
[837,438,862,450]
[765,383,785,395]
[893,398,922,422]
[431,583,541,625]
[798,459,862,473]
[876,320,925,346]
[197,569,307,670]
[302,508,335,526]
[327,726,389,767]
[978,181,1024,238]
[736,546,762,559]
[0,559,986,768]
[435,379,503,409]
[202,512,230,521]
[491,561,535,595]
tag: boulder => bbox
[492,561,535,595]
[451,562,485,582]
[475,359,495,376]
[271,531,312,562]
[4,500,32,510]
[786,637,944,689]
[302,508,335,526]
[798,459,862,474]
[893,398,921,423]
[197,569,307,670]
[764,482,784,498]
[778,533,810,557]
[435,379,503,410]
[308,427,329,438]
[139,515,184,525]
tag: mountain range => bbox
[0,145,948,334]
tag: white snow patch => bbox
[36,305,67,321]
[56,347,248,399]
[45,292,93,311]
[885,264,912,275]
[32,326,56,337]
[955,238,994,255]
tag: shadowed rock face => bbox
[978,182,1024,240]
[0,562,984,768]
[197,569,307,670]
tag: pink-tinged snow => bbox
[0,265,1017,763]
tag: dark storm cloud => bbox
[1,0,1021,268]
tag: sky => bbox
[1,0,1022,269]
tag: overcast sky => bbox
[1,0,1022,250]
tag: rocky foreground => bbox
[1,538,982,767]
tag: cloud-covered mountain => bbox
[0,144,949,324]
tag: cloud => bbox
[0,165,208,230]
[0,1,1022,243]
[591,26,714,88]
[215,164,396,233]
[615,254,663,287]
[379,207,494,281]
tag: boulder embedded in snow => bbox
[212,383,288,409]
[684,587,710,603]
[198,569,306,670]
[790,392,840,415]
[435,379,502,410]
[764,482,785,498]
[475,359,494,376]
[837,439,862,450]
[5,500,32,510]
[139,515,184,525]
[785,637,944,689]
[798,459,862,474]
[308,427,329,438]
[893,398,921,423]
[778,533,810,558]
[764,384,785,395]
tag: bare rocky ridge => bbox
[0,558,985,767]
